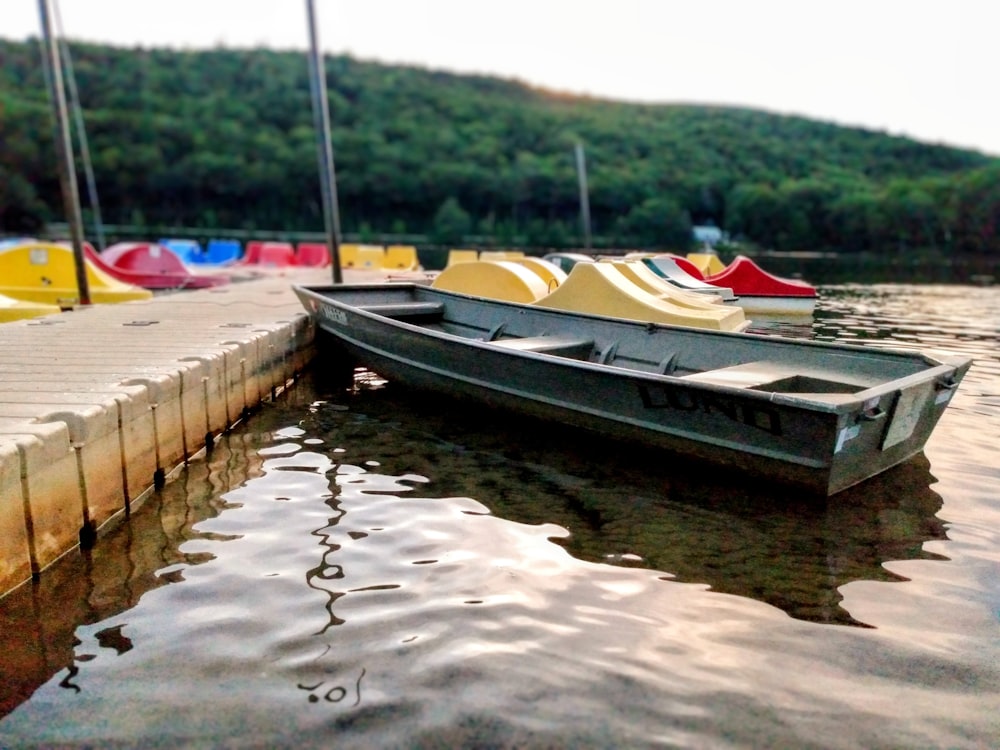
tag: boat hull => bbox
[294,284,969,496]
[732,294,817,316]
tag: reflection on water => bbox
[0,434,261,717]
[0,381,321,719]
[816,284,1000,358]
[1,284,998,748]
[297,383,947,628]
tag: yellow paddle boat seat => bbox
[446,249,479,266]
[431,260,549,303]
[383,245,421,271]
[0,242,152,306]
[533,262,747,331]
[687,251,727,276]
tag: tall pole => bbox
[305,0,343,283]
[38,0,90,304]
[54,0,106,250]
[574,142,592,251]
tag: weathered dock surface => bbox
[0,269,335,598]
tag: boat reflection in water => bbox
[745,313,817,338]
[299,375,947,629]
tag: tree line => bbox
[0,38,997,255]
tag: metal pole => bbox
[53,0,106,251]
[574,142,592,251]
[305,0,343,283]
[38,0,91,304]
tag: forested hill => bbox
[1,38,998,254]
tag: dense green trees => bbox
[431,197,472,245]
[0,38,997,255]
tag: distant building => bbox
[692,225,724,247]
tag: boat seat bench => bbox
[489,335,595,358]
[679,360,874,392]
[357,302,445,319]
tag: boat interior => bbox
[342,289,930,400]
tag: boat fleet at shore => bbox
[0,237,413,320]
[286,250,963,496]
[0,238,815,326]
[0,233,971,496]
[433,249,818,330]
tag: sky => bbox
[5,0,999,156]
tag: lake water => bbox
[1,284,998,748]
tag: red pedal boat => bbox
[706,255,817,315]
[94,242,229,290]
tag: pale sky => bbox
[5,0,999,156]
